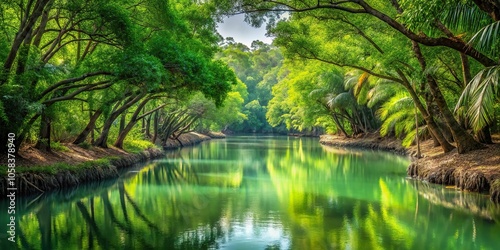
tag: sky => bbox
[216,14,273,47]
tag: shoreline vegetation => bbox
[0,132,216,196]
[319,134,500,203]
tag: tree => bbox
[213,0,495,153]
[0,0,236,152]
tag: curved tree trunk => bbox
[94,91,145,148]
[411,42,483,153]
[332,113,350,138]
[73,110,102,144]
[395,69,455,153]
[426,70,484,153]
[2,0,53,82]
[93,117,115,148]
[114,100,164,149]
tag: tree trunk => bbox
[414,104,421,158]
[152,110,159,143]
[145,114,152,138]
[119,113,126,133]
[412,42,483,153]
[331,113,350,138]
[460,53,472,88]
[93,117,114,148]
[93,92,145,148]
[459,53,472,128]
[73,110,102,144]
[476,125,493,144]
[396,69,455,153]
[35,111,51,151]
[436,119,454,143]
[2,0,52,77]
[114,98,159,149]
[426,75,484,153]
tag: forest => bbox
[0,0,499,155]
[1,1,500,249]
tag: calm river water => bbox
[1,136,500,249]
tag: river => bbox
[1,136,499,249]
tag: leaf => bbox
[469,21,500,60]
[456,66,499,132]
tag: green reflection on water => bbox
[1,136,500,250]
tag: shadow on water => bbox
[410,180,500,222]
[1,157,226,250]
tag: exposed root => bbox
[21,176,45,193]
[491,179,500,203]
[0,148,164,196]
[454,170,490,193]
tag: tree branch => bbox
[40,71,113,98]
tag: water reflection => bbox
[1,136,500,249]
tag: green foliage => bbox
[123,139,159,153]
[0,0,238,151]
[96,1,137,46]
[377,92,423,147]
[117,51,166,88]
[456,66,500,132]
[0,97,7,123]
[51,142,70,152]
[194,81,248,131]
[469,21,500,61]
[217,41,283,133]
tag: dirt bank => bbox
[319,134,409,155]
[163,132,212,149]
[320,133,500,203]
[0,132,218,196]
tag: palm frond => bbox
[328,92,355,109]
[309,88,329,99]
[367,82,404,108]
[376,93,413,120]
[457,66,500,131]
[441,3,492,34]
[469,21,500,60]
[401,125,427,148]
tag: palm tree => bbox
[455,20,500,135]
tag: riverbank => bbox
[0,132,216,196]
[319,133,500,203]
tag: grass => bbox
[0,157,115,176]
[51,141,70,152]
[0,139,161,177]
[123,139,160,153]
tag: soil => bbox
[1,143,130,167]
[320,133,500,203]
[0,132,213,167]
